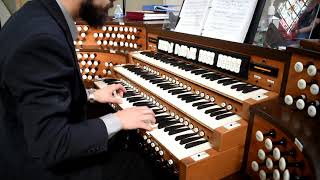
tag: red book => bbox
[126,11,168,21]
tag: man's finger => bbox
[138,122,153,131]
[108,97,123,104]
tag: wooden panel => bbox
[74,23,147,51]
[76,51,126,87]
[285,53,320,102]
[246,114,314,179]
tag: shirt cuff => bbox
[100,113,122,139]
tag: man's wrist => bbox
[87,88,96,103]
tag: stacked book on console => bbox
[126,11,169,21]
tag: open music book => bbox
[174,0,259,43]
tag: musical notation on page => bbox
[174,0,212,35]
[202,0,258,43]
[174,0,258,43]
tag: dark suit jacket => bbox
[0,0,110,179]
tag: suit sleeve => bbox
[4,33,109,168]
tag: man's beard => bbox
[79,0,114,27]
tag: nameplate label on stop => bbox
[191,152,209,162]
[224,122,240,130]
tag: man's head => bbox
[79,0,116,27]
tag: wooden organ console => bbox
[93,29,292,180]
[76,21,319,180]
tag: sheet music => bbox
[174,0,212,35]
[202,0,258,43]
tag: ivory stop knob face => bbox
[265,138,273,151]
[308,105,317,117]
[251,161,259,172]
[284,95,294,105]
[296,99,306,110]
[279,157,286,171]
[259,170,266,180]
[307,65,317,77]
[266,157,274,170]
[283,169,290,180]
[297,79,307,90]
[294,62,304,73]
[273,147,281,160]
[256,131,264,142]
[273,169,280,180]
[310,84,319,95]
[258,149,266,161]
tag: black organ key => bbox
[242,86,260,94]
[175,132,198,141]
[217,78,234,84]
[164,124,186,132]
[210,110,229,117]
[191,69,210,75]
[205,107,225,114]
[158,120,180,129]
[127,97,145,102]
[170,90,189,95]
[231,83,247,90]
[156,117,175,124]
[192,101,211,107]
[150,79,167,84]
[168,127,190,135]
[185,97,205,103]
[132,102,154,107]
[103,78,119,83]
[216,112,236,120]
[153,109,166,115]
[179,136,203,145]
[197,103,217,110]
[185,140,208,149]
[222,79,241,86]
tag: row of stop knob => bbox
[251,129,305,180]
[284,95,319,117]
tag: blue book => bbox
[143,5,178,12]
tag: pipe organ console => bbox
[92,29,293,180]
[77,21,319,179]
